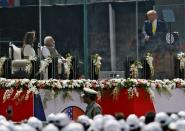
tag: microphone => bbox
[38,42,41,48]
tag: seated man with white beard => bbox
[42,36,65,61]
[41,36,66,78]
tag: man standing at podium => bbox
[143,10,167,43]
[142,10,169,79]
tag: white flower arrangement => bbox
[20,79,30,86]
[92,54,102,75]
[177,52,185,70]
[39,57,52,73]
[61,80,70,89]
[0,57,7,76]
[145,53,154,77]
[84,80,92,88]
[130,61,143,79]
[64,53,73,79]
[2,78,185,101]
[28,79,39,95]
[45,79,62,89]
[3,88,14,103]
[128,87,139,99]
[25,62,32,75]
[29,85,39,95]
[25,57,37,75]
[5,79,16,88]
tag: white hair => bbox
[146,10,157,15]
[44,36,53,45]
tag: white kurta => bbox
[23,45,36,57]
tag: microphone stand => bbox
[37,42,42,79]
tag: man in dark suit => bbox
[142,10,169,79]
[143,10,167,43]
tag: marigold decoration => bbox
[64,53,73,79]
[177,52,185,70]
[130,61,143,79]
[0,57,7,76]
[146,52,154,77]
[92,54,102,75]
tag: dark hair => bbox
[84,94,96,101]
[145,112,156,124]
[89,95,96,101]
[23,31,35,46]
[115,112,126,120]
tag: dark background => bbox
[0,0,184,78]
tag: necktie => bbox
[152,22,156,35]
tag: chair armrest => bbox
[12,59,30,67]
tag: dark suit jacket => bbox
[143,19,167,37]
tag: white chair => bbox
[9,44,32,78]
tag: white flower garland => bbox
[130,61,143,79]
[39,57,52,73]
[177,52,185,70]
[128,87,139,99]
[1,78,185,101]
[25,57,37,75]
[28,79,39,95]
[64,54,72,79]
[25,62,32,75]
[3,88,14,103]
[146,53,154,77]
[92,54,102,75]
[0,57,7,76]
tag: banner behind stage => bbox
[1,88,185,121]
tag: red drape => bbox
[98,88,155,117]
[0,89,34,121]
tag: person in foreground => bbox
[82,88,102,119]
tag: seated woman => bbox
[23,31,36,59]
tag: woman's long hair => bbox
[23,31,35,47]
